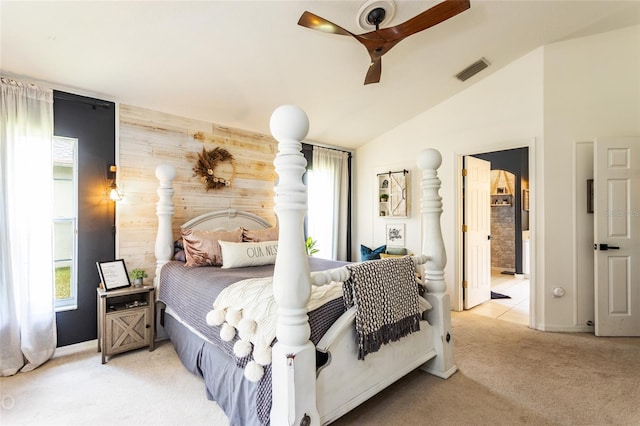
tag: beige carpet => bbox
[335,312,640,426]
[0,340,229,426]
[1,311,638,425]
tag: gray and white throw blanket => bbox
[344,256,421,360]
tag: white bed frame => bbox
[154,105,456,425]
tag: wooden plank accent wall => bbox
[118,104,278,281]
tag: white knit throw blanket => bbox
[206,277,343,382]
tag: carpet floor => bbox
[1,311,638,425]
[0,340,228,426]
[335,311,640,425]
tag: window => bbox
[307,169,332,259]
[306,146,351,261]
[53,136,78,311]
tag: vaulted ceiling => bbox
[2,1,639,149]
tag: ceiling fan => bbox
[298,0,471,85]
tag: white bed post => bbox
[154,164,177,288]
[269,105,320,426]
[417,149,457,379]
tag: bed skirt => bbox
[164,312,263,426]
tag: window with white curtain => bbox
[307,169,331,258]
[307,146,350,261]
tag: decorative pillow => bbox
[181,228,243,267]
[174,250,186,262]
[219,240,278,269]
[360,244,386,261]
[243,225,279,243]
[173,239,186,262]
[380,253,407,259]
[386,247,407,255]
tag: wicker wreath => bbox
[192,147,236,190]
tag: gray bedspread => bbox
[158,257,348,426]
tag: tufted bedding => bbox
[158,257,349,425]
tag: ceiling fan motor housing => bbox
[357,0,396,31]
[367,7,386,27]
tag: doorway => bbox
[458,145,533,327]
[473,270,530,325]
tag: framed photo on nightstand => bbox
[96,259,131,291]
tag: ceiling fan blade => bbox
[364,59,382,85]
[298,11,353,37]
[383,0,470,41]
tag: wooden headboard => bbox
[181,208,271,232]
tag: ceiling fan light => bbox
[456,58,490,82]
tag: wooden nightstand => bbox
[97,285,155,364]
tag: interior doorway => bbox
[458,145,532,326]
[473,270,530,325]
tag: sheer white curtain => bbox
[308,146,349,261]
[1,77,56,376]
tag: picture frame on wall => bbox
[96,259,131,291]
[386,223,406,247]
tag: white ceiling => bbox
[2,1,639,149]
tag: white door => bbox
[594,137,640,336]
[464,156,492,309]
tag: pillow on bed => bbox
[181,228,243,267]
[173,239,186,262]
[386,247,407,255]
[242,225,279,242]
[174,250,186,262]
[360,244,386,261]
[219,240,278,269]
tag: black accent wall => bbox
[472,147,529,274]
[53,91,116,346]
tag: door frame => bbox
[454,138,537,329]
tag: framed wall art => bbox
[386,223,406,247]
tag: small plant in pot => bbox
[130,269,148,287]
[380,193,389,202]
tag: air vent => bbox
[456,58,490,82]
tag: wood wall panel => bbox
[118,104,278,281]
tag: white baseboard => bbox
[54,339,98,358]
[536,324,594,333]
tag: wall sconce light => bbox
[106,165,123,201]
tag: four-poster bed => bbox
[153,105,456,425]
